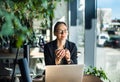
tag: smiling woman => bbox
[44,21,78,66]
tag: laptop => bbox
[45,64,84,82]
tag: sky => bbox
[97,0,120,19]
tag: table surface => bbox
[0,47,44,59]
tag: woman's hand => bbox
[55,48,71,64]
[55,49,66,64]
[65,49,71,62]
[55,49,66,59]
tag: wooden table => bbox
[0,47,44,59]
[0,47,45,76]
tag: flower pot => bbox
[82,75,103,82]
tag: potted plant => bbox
[84,66,111,82]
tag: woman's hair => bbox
[54,21,67,33]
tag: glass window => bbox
[97,0,120,81]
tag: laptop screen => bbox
[45,64,84,82]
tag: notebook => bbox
[45,64,84,82]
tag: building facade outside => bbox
[97,8,112,34]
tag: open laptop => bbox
[45,64,84,82]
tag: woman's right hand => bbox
[55,49,66,65]
[55,49,66,60]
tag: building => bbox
[97,8,112,33]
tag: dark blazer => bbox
[44,39,78,65]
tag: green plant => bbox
[0,10,32,48]
[0,0,68,49]
[84,66,111,82]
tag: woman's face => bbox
[54,24,68,41]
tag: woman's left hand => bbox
[65,49,71,61]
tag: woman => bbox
[44,21,78,65]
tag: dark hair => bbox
[54,21,67,33]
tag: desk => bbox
[0,47,45,76]
[30,48,44,58]
[0,47,44,59]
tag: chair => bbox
[82,75,103,82]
